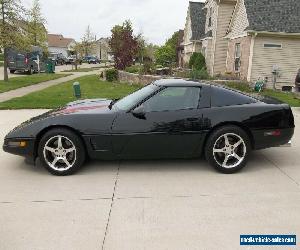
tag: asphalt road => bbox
[0,109,299,250]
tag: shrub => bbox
[189,52,206,71]
[0,53,4,61]
[190,68,209,80]
[106,69,118,82]
[125,65,142,74]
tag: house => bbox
[176,30,184,67]
[225,0,300,86]
[181,2,206,66]
[47,34,76,57]
[90,38,114,61]
[201,0,236,76]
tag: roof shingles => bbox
[189,2,206,40]
[48,34,75,48]
[245,0,300,33]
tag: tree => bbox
[155,45,176,67]
[27,0,47,51]
[0,0,28,81]
[81,25,95,56]
[70,42,84,70]
[136,33,146,64]
[155,31,180,67]
[189,52,206,70]
[109,20,138,70]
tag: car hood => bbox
[5,99,115,139]
[53,99,113,115]
[26,99,113,122]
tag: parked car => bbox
[295,69,300,91]
[65,55,82,65]
[87,56,100,64]
[3,79,295,176]
[7,48,46,74]
[49,53,67,65]
[82,56,92,63]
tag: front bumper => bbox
[3,138,36,159]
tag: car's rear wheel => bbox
[205,126,251,174]
[38,128,86,176]
[10,69,16,74]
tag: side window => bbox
[234,43,241,72]
[211,86,257,107]
[208,7,213,27]
[143,87,201,112]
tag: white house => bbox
[47,34,76,57]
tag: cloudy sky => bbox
[22,0,205,45]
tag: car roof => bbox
[153,78,210,87]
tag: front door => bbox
[111,86,209,159]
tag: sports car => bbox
[3,79,295,175]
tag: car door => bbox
[111,86,211,159]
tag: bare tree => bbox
[0,0,28,81]
[81,25,95,56]
[27,0,47,51]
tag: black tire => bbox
[28,67,33,75]
[205,125,251,174]
[10,69,16,74]
[38,128,86,176]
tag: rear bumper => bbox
[252,128,295,150]
[279,140,292,147]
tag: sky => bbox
[22,0,205,45]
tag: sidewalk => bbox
[0,70,102,103]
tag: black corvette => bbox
[3,79,295,175]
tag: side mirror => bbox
[132,105,146,119]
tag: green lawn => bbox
[0,73,71,94]
[62,67,102,73]
[225,82,300,107]
[0,54,3,61]
[0,61,3,67]
[0,75,142,109]
[1,75,299,109]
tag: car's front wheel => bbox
[205,126,251,174]
[38,128,86,176]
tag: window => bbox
[143,87,201,112]
[114,84,158,111]
[264,43,282,48]
[211,86,257,107]
[208,7,213,27]
[202,47,207,57]
[234,43,241,72]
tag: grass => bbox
[62,67,102,73]
[0,61,3,67]
[0,53,3,61]
[0,75,142,109]
[225,82,300,107]
[0,73,71,94]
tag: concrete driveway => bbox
[0,109,299,250]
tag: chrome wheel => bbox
[43,135,77,172]
[213,133,246,169]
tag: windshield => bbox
[114,84,159,111]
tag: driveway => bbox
[0,109,299,250]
